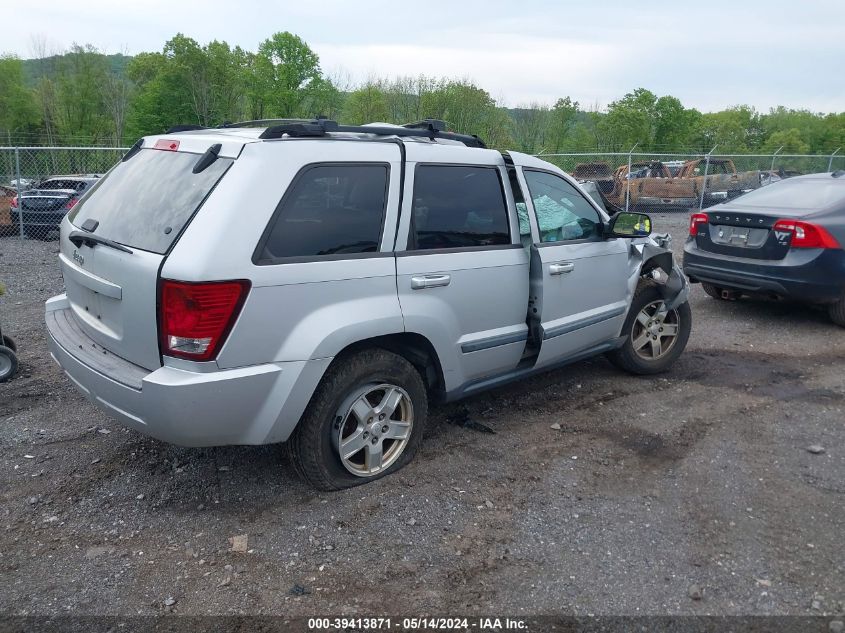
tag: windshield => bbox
[69,148,232,254]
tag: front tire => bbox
[606,285,692,375]
[286,348,428,491]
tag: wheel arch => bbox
[332,332,446,398]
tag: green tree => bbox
[343,81,389,124]
[0,55,40,142]
[761,128,810,154]
[54,44,111,143]
[547,97,579,152]
[653,96,699,150]
[693,106,762,152]
[598,88,658,151]
[252,32,322,118]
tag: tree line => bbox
[1,32,844,156]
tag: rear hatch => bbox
[59,137,240,370]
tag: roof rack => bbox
[257,118,486,148]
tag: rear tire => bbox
[606,285,692,375]
[286,348,428,491]
[828,294,845,327]
[0,345,18,382]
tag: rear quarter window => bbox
[69,148,232,254]
[255,163,389,263]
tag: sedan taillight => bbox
[159,279,250,362]
[10,196,18,209]
[772,219,841,249]
[689,213,708,237]
[64,197,79,210]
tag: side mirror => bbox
[608,212,652,238]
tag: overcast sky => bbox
[5,0,844,113]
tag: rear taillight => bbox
[689,212,708,237]
[64,197,79,210]
[10,196,17,209]
[159,279,250,361]
[772,219,841,249]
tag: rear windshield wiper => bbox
[68,230,133,254]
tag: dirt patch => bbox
[0,218,843,616]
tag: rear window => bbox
[40,179,89,191]
[411,165,510,250]
[734,178,845,210]
[69,148,232,254]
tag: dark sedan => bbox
[10,176,99,239]
[683,171,845,326]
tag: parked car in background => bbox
[605,160,699,212]
[572,161,614,194]
[45,118,692,490]
[684,171,845,326]
[0,185,16,235]
[605,158,766,212]
[11,176,99,239]
[678,158,761,205]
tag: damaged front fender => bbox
[625,233,691,312]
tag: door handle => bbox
[549,262,575,275]
[411,274,451,289]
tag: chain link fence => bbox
[1,146,128,241]
[539,151,845,214]
[1,146,843,243]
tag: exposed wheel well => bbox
[333,333,445,396]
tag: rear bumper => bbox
[683,241,845,304]
[635,196,697,211]
[45,294,331,446]
[12,209,65,229]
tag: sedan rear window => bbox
[69,148,232,254]
[735,178,845,210]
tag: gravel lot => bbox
[0,214,843,618]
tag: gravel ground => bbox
[0,214,843,618]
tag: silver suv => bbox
[45,119,691,490]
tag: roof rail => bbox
[221,118,314,128]
[166,124,207,133]
[403,119,447,132]
[257,118,486,148]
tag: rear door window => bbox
[411,165,511,250]
[256,163,389,263]
[69,148,232,254]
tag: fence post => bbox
[625,143,638,213]
[698,145,717,212]
[828,148,841,172]
[14,147,24,240]
[770,146,783,172]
